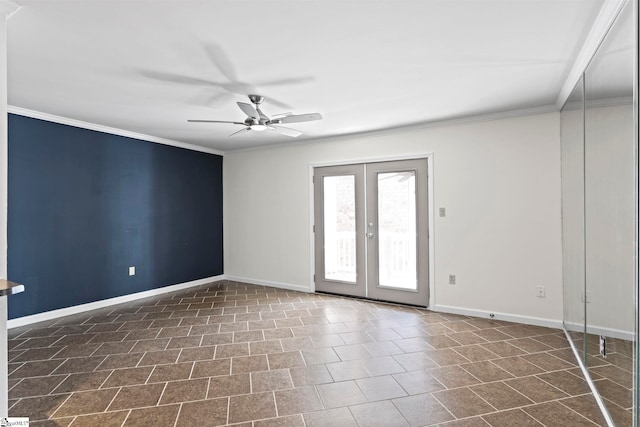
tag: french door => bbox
[313,159,429,306]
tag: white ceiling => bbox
[7,0,605,152]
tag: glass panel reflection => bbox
[377,171,417,290]
[323,175,357,282]
[560,76,586,362]
[583,0,635,423]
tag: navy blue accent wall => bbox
[7,114,223,319]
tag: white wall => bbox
[224,112,564,325]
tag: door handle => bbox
[367,222,374,238]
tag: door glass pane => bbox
[323,175,356,283]
[377,171,417,290]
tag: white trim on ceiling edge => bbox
[7,275,226,329]
[556,0,628,109]
[228,104,559,154]
[7,105,225,156]
[0,0,21,17]
[9,103,560,157]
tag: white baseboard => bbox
[564,320,634,341]
[224,275,312,294]
[7,275,226,329]
[588,326,634,341]
[433,304,563,330]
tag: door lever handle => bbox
[367,222,374,238]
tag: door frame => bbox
[308,153,436,308]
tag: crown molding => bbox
[0,0,21,18]
[556,0,627,109]
[7,106,225,156]
[228,103,559,154]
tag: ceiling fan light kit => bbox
[188,94,322,138]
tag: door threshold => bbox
[315,290,428,310]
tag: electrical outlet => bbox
[129,266,135,276]
[439,207,446,217]
[536,286,545,298]
[448,274,456,285]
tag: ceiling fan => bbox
[188,94,322,137]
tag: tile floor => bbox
[569,332,634,426]
[5,280,629,426]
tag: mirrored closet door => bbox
[560,1,637,425]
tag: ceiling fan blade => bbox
[237,102,259,119]
[139,70,222,87]
[202,43,239,81]
[255,76,315,87]
[268,125,302,138]
[230,127,251,137]
[196,91,232,107]
[263,97,292,110]
[276,113,323,124]
[188,120,245,125]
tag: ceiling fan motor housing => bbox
[248,94,264,105]
[245,117,259,126]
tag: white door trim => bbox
[308,152,436,308]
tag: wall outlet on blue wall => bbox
[129,266,136,276]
